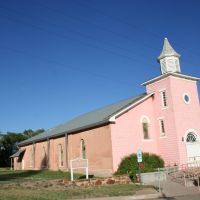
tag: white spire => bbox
[158,38,181,74]
[158,38,180,61]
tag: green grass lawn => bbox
[0,169,80,183]
[0,184,143,200]
[0,169,146,200]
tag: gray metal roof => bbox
[158,38,180,60]
[19,93,147,146]
[10,149,25,158]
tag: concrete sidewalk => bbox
[77,175,200,200]
[158,175,199,197]
[77,187,162,200]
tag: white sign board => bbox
[70,157,89,181]
[137,149,142,163]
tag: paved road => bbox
[151,193,200,200]
[84,193,200,200]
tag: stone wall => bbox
[62,175,131,187]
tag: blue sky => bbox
[0,0,200,133]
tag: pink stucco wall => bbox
[168,77,200,165]
[110,97,158,171]
[146,75,200,165]
[111,74,200,171]
[146,76,180,166]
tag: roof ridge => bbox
[18,93,147,146]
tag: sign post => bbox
[70,157,89,181]
[137,149,142,185]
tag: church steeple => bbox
[157,38,181,74]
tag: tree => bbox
[0,129,44,167]
[22,129,44,139]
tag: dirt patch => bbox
[0,175,131,191]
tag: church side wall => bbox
[13,157,21,170]
[110,97,158,172]
[68,125,113,176]
[19,125,113,176]
[34,141,48,170]
[49,137,66,170]
[20,145,33,170]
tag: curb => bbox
[129,192,162,199]
[81,193,163,200]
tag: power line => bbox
[34,1,160,53]
[0,44,139,89]
[32,1,200,67]
[0,2,197,79]
[0,3,157,65]
[0,7,157,69]
[72,0,200,59]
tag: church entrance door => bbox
[186,132,200,162]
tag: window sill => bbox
[161,106,169,110]
[160,136,167,139]
[142,139,153,142]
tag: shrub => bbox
[193,177,200,187]
[115,153,164,182]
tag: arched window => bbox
[80,139,86,159]
[59,144,64,167]
[141,116,150,139]
[42,146,47,167]
[186,132,196,142]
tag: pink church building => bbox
[12,38,200,176]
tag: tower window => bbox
[159,119,166,137]
[160,90,167,107]
[183,93,190,104]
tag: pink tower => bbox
[143,38,200,166]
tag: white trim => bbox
[142,72,200,86]
[160,136,167,139]
[184,129,199,143]
[161,106,169,110]
[182,93,190,104]
[142,139,153,142]
[171,76,198,82]
[159,88,167,92]
[109,93,154,122]
[140,115,150,123]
